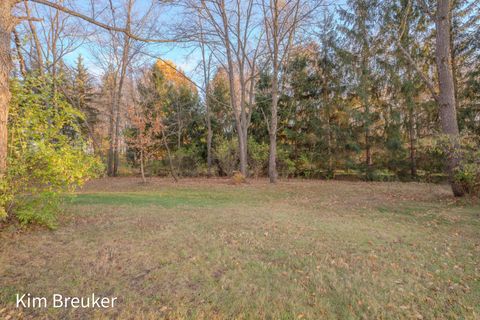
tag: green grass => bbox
[67,189,259,208]
[1,178,479,319]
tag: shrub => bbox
[420,133,480,196]
[455,163,480,195]
[277,147,296,178]
[297,154,317,178]
[1,76,102,228]
[173,145,205,177]
[213,136,238,176]
[370,169,397,182]
[248,138,269,178]
[454,134,480,196]
[231,171,247,184]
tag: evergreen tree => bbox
[338,0,385,180]
[72,55,97,143]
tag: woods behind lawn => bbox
[0,178,479,319]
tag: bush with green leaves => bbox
[454,135,480,196]
[420,133,480,196]
[213,136,238,176]
[247,138,269,178]
[277,147,296,178]
[0,76,103,228]
[173,145,206,177]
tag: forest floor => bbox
[0,177,479,319]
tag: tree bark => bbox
[365,124,372,179]
[268,78,278,183]
[267,0,280,184]
[0,1,14,177]
[176,101,182,149]
[140,149,146,183]
[218,0,248,177]
[408,106,417,178]
[199,21,213,177]
[12,29,27,77]
[435,0,464,196]
[206,100,213,176]
[50,8,60,95]
[112,0,133,177]
[238,126,248,177]
[24,0,44,73]
[323,52,333,176]
[268,60,279,183]
[107,74,117,176]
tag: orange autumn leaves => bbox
[126,59,197,162]
[126,106,163,157]
[154,60,197,93]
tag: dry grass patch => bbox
[1,178,479,319]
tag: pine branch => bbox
[417,0,434,21]
[396,41,439,103]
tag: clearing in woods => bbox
[0,178,479,319]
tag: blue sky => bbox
[61,0,347,88]
[60,0,202,85]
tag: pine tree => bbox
[338,0,384,180]
[72,54,98,153]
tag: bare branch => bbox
[13,16,43,23]
[27,0,181,43]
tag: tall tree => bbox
[261,0,303,183]
[189,0,262,176]
[339,0,383,180]
[0,0,15,176]
[199,19,214,176]
[397,0,467,196]
[72,54,99,154]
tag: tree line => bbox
[0,0,478,226]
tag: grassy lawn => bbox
[1,178,479,319]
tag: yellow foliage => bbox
[231,171,247,185]
[154,60,197,93]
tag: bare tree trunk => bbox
[218,0,248,177]
[321,41,333,176]
[206,102,213,176]
[12,29,27,77]
[51,8,60,95]
[269,67,279,183]
[24,0,44,73]
[176,102,182,149]
[113,104,121,176]
[140,149,146,183]
[238,126,248,176]
[199,25,213,177]
[365,125,372,178]
[0,1,14,177]
[162,130,178,182]
[397,0,464,196]
[112,0,133,177]
[408,107,417,178]
[361,69,372,180]
[266,0,280,184]
[263,0,301,183]
[107,79,116,176]
[435,0,464,196]
[238,64,249,179]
